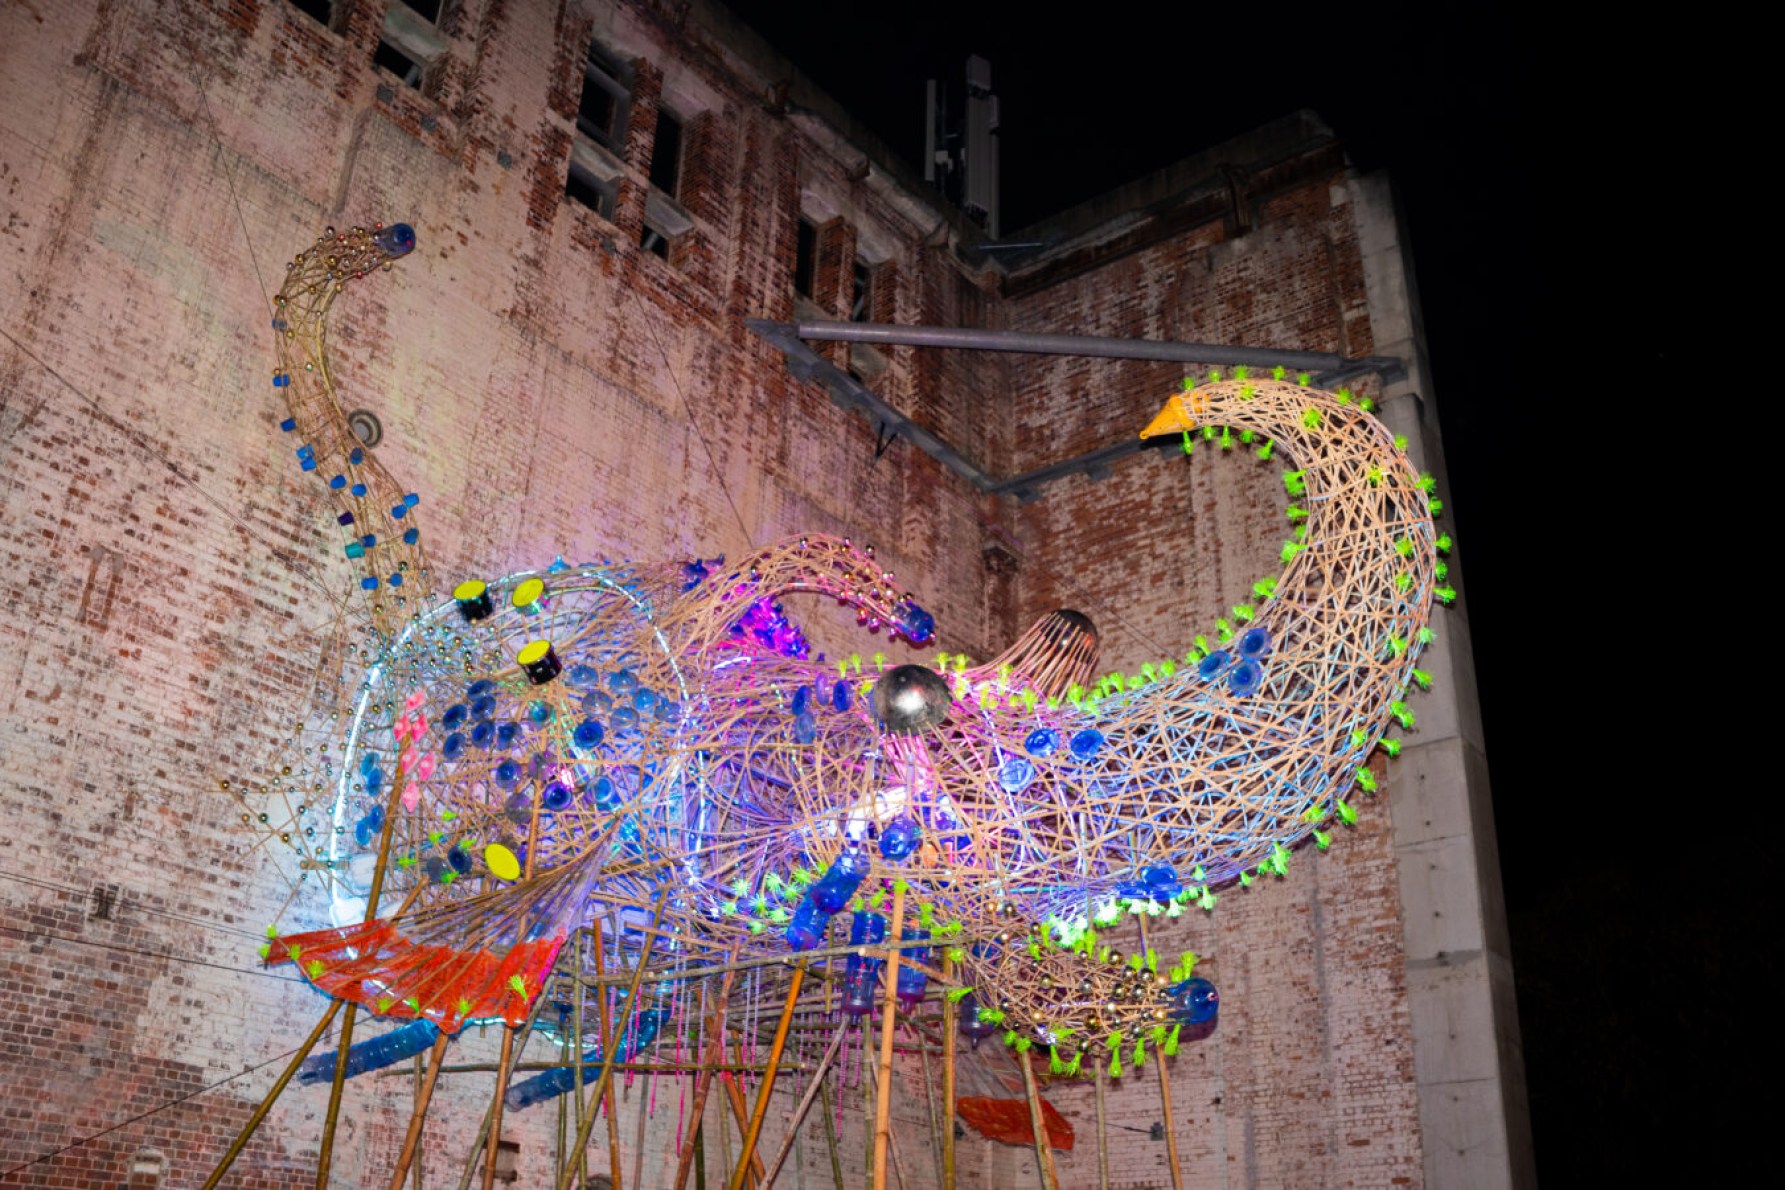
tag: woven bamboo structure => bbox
[218,223,1450,1187]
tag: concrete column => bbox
[1347,170,1538,1189]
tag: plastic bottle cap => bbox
[512,578,545,609]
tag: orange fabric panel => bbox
[956,1095,1075,1151]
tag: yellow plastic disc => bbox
[484,843,521,882]
[511,577,545,608]
[452,579,487,601]
[516,639,552,667]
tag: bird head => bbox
[1139,387,1211,441]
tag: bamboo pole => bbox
[480,781,549,1190]
[388,1031,452,1190]
[416,1053,427,1190]
[574,931,589,1190]
[1137,918,1184,1190]
[579,934,957,989]
[632,1062,651,1190]
[317,740,412,1189]
[870,882,907,1190]
[1017,1052,1058,1190]
[762,1018,848,1187]
[391,1059,810,1076]
[940,952,957,1190]
[201,999,343,1190]
[916,1015,943,1190]
[1094,1066,1110,1190]
[671,945,745,1190]
[816,1075,844,1190]
[595,921,623,1190]
[729,964,807,1190]
[453,984,558,1190]
[480,1028,515,1190]
[555,887,671,1190]
[719,1072,764,1187]
[315,1003,359,1189]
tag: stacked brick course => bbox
[2,1,1459,1185]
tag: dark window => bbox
[649,109,682,197]
[394,0,442,21]
[288,0,336,26]
[640,227,670,259]
[373,38,427,89]
[578,43,632,151]
[850,259,874,322]
[566,162,618,221]
[794,219,817,298]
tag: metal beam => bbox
[743,319,1404,502]
[794,320,1404,379]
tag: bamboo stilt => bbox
[595,921,623,1190]
[870,882,907,1190]
[729,964,806,1190]
[816,1074,844,1190]
[762,1019,848,1187]
[916,1016,943,1190]
[453,967,559,1190]
[388,1031,452,1190]
[318,743,412,1190]
[631,1064,651,1190]
[1137,918,1184,1190]
[1094,1065,1110,1190]
[719,1072,764,1188]
[480,1027,515,1190]
[574,931,589,1190]
[201,999,343,1190]
[416,1053,427,1190]
[315,1003,358,1190]
[555,888,671,1190]
[940,952,957,1190]
[1017,1051,1058,1190]
[672,946,745,1190]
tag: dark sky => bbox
[727,1,1740,1179]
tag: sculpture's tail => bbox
[269,851,596,1033]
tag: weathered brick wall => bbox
[1,1,1425,1187]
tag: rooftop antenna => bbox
[924,55,1000,239]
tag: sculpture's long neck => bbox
[1107,378,1438,740]
[274,224,430,641]
[657,536,932,664]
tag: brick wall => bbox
[1,1,1426,1186]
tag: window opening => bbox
[649,109,683,198]
[288,0,337,27]
[850,258,874,322]
[578,42,632,151]
[373,39,427,89]
[794,219,817,298]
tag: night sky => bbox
[727,1,1740,1179]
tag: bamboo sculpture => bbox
[219,222,1452,1187]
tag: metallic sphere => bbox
[871,664,953,734]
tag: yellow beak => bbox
[1141,393,1200,440]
